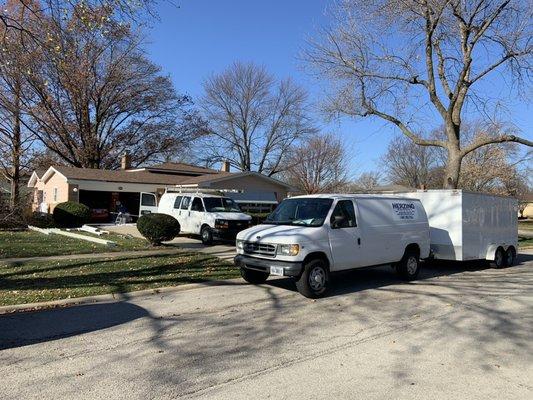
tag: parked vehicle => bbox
[235,194,430,298]
[405,190,518,267]
[157,192,252,244]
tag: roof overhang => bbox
[193,171,296,191]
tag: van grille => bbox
[243,242,277,257]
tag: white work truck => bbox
[406,190,518,267]
[235,194,430,298]
[157,192,252,244]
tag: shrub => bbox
[29,212,56,229]
[137,213,181,245]
[53,201,91,228]
[249,212,271,226]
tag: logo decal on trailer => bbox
[391,202,417,220]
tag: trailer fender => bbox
[485,244,502,261]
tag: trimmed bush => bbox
[249,212,271,226]
[137,213,181,245]
[53,201,91,228]
[29,212,56,229]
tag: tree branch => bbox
[462,134,533,156]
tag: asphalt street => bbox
[1,252,532,399]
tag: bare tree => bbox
[1,0,157,39]
[381,136,442,189]
[19,4,202,169]
[382,122,531,195]
[284,133,348,194]
[306,0,532,188]
[0,1,38,209]
[199,62,316,176]
[348,171,384,192]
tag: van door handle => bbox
[357,238,361,245]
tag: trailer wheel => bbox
[494,247,505,269]
[295,259,329,298]
[505,247,516,267]
[240,267,269,284]
[396,250,420,280]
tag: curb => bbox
[0,278,245,315]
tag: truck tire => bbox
[505,247,516,267]
[396,250,420,280]
[240,267,269,284]
[295,259,329,298]
[494,247,505,268]
[201,226,213,245]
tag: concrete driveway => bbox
[104,224,237,260]
[1,252,532,399]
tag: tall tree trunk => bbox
[443,148,462,189]
[9,82,22,210]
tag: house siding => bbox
[208,175,288,202]
[32,172,69,213]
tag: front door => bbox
[328,199,362,270]
[189,197,205,234]
[139,192,158,216]
[179,196,192,232]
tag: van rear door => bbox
[328,199,363,270]
[139,192,158,216]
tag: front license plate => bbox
[270,266,284,276]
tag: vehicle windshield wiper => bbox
[264,220,293,225]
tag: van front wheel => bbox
[201,226,213,245]
[396,251,420,280]
[295,259,329,298]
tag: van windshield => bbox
[203,197,241,212]
[265,198,333,227]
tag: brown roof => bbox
[43,165,293,190]
[144,162,220,175]
[52,166,191,185]
[519,193,533,202]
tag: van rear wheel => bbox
[295,259,329,299]
[396,251,420,280]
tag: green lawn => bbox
[0,252,237,306]
[0,230,153,259]
[519,236,533,248]
[518,220,533,231]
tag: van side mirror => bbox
[331,215,347,229]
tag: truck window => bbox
[141,193,156,207]
[191,197,204,212]
[203,197,241,212]
[180,196,191,210]
[330,200,357,228]
[265,198,333,227]
[173,196,183,209]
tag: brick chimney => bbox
[220,160,230,172]
[121,152,132,170]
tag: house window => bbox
[53,188,58,202]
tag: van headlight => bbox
[278,244,300,256]
[236,239,244,250]
[215,219,229,229]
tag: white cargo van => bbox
[405,190,518,267]
[235,194,430,298]
[157,192,252,244]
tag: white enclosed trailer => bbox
[406,190,518,266]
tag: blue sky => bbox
[145,0,532,178]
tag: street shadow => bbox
[0,301,149,350]
[264,253,533,298]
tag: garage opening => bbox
[79,190,141,223]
